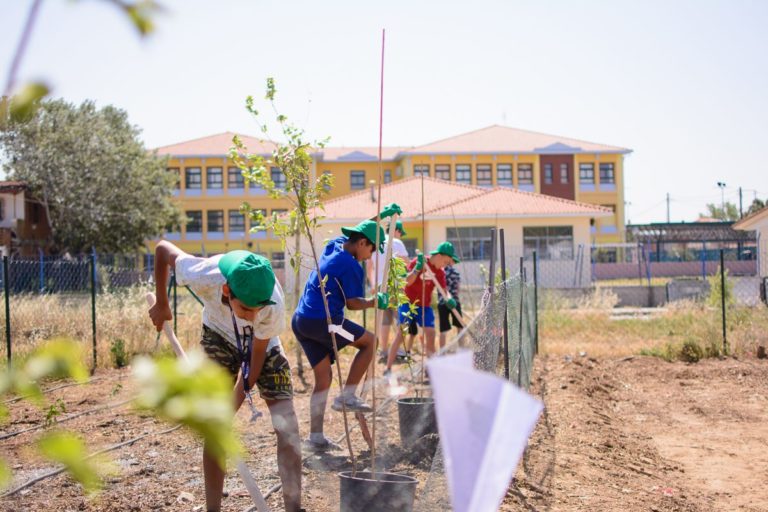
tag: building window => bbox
[518,164,533,185]
[207,210,224,232]
[168,167,180,189]
[497,164,512,186]
[579,163,595,184]
[185,210,202,233]
[599,163,615,184]
[414,165,430,177]
[446,226,493,261]
[560,163,569,184]
[271,167,287,190]
[455,164,471,184]
[207,167,223,189]
[272,251,285,269]
[435,164,451,181]
[229,210,245,232]
[476,164,492,186]
[544,164,553,185]
[185,167,201,189]
[350,170,366,190]
[383,170,392,183]
[523,226,574,260]
[228,167,244,189]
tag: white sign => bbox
[427,351,543,512]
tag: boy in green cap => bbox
[384,241,460,375]
[149,241,302,512]
[292,204,400,453]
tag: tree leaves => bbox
[0,99,182,253]
[37,431,103,494]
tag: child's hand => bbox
[376,292,390,310]
[379,203,402,219]
[148,301,173,332]
[414,253,425,271]
[446,297,457,310]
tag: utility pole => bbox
[666,193,670,223]
[717,182,727,216]
[739,187,743,218]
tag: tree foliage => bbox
[0,99,182,254]
[746,198,766,216]
[702,202,740,222]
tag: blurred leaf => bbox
[6,82,50,122]
[132,351,241,467]
[119,0,162,36]
[0,458,10,489]
[37,431,102,493]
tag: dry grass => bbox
[539,290,768,359]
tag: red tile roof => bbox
[317,177,610,222]
[406,125,631,155]
[154,132,277,157]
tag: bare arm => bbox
[233,337,270,410]
[346,297,375,310]
[148,241,188,331]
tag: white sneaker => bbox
[331,394,373,412]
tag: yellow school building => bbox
[154,125,631,272]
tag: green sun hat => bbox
[430,241,461,263]
[388,219,407,237]
[218,250,277,307]
[341,220,387,253]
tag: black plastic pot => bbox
[397,396,437,453]
[338,470,418,512]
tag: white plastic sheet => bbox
[427,351,543,512]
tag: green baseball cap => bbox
[217,250,276,307]
[430,241,460,263]
[341,220,387,253]
[388,219,407,237]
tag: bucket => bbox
[397,396,438,457]
[338,470,418,512]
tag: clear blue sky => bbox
[2,0,766,223]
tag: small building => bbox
[0,181,51,257]
[733,206,768,279]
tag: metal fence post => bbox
[499,229,509,380]
[90,250,97,373]
[533,250,539,356]
[4,256,11,365]
[38,247,45,294]
[720,249,727,354]
[518,257,524,388]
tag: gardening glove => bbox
[414,253,425,272]
[379,203,402,219]
[376,292,390,310]
[446,297,457,310]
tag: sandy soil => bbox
[1,354,766,511]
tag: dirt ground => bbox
[1,353,767,511]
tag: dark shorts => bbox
[292,314,367,368]
[200,325,293,401]
[438,302,463,332]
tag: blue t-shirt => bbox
[295,236,364,321]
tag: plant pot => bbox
[397,396,438,459]
[338,470,417,512]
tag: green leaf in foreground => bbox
[37,431,102,493]
[132,351,242,467]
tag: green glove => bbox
[446,297,457,310]
[379,203,402,219]
[414,253,425,272]
[376,292,390,310]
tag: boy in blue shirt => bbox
[292,205,399,452]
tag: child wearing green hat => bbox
[384,241,460,375]
[292,204,400,453]
[149,241,302,512]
